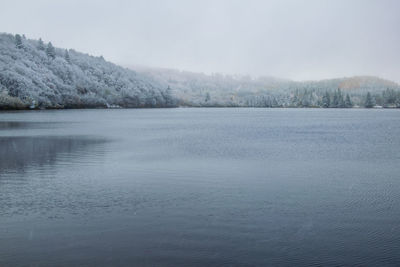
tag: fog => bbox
[1,0,399,82]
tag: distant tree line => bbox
[241,88,400,108]
[135,66,400,109]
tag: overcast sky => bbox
[1,0,399,82]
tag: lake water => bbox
[1,108,400,266]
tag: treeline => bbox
[244,88,400,108]
[0,33,177,109]
[134,66,400,109]
[1,32,400,110]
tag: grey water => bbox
[1,108,400,266]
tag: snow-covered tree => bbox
[322,92,330,108]
[382,88,398,107]
[46,42,56,59]
[64,49,71,63]
[345,94,353,108]
[364,92,374,108]
[337,89,345,108]
[331,89,345,108]
[205,92,211,102]
[0,33,178,109]
[15,34,23,49]
[331,90,338,108]
[38,38,45,50]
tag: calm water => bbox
[1,108,400,266]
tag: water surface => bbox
[1,108,400,266]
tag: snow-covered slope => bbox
[0,33,176,109]
[130,66,400,108]
[1,32,399,109]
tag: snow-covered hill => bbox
[0,33,176,109]
[1,33,399,109]
[130,66,400,108]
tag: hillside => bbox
[0,33,176,109]
[1,33,399,109]
[131,66,400,108]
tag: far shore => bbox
[1,105,399,111]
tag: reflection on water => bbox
[0,136,107,173]
[0,121,63,130]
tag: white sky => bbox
[1,0,399,82]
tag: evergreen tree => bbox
[38,38,45,50]
[292,90,300,107]
[364,92,374,108]
[164,86,175,106]
[205,92,211,102]
[332,90,339,108]
[301,93,310,107]
[64,49,71,63]
[331,89,345,108]
[345,94,353,108]
[382,88,396,106]
[337,89,345,108]
[322,92,330,108]
[271,96,279,107]
[15,34,23,49]
[46,42,56,59]
[396,93,400,108]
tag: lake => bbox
[1,108,400,266]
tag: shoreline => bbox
[1,105,399,111]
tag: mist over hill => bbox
[1,33,399,109]
[132,66,400,108]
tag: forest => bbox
[1,33,400,109]
[0,33,176,109]
[135,66,400,108]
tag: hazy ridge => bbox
[132,65,400,108]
